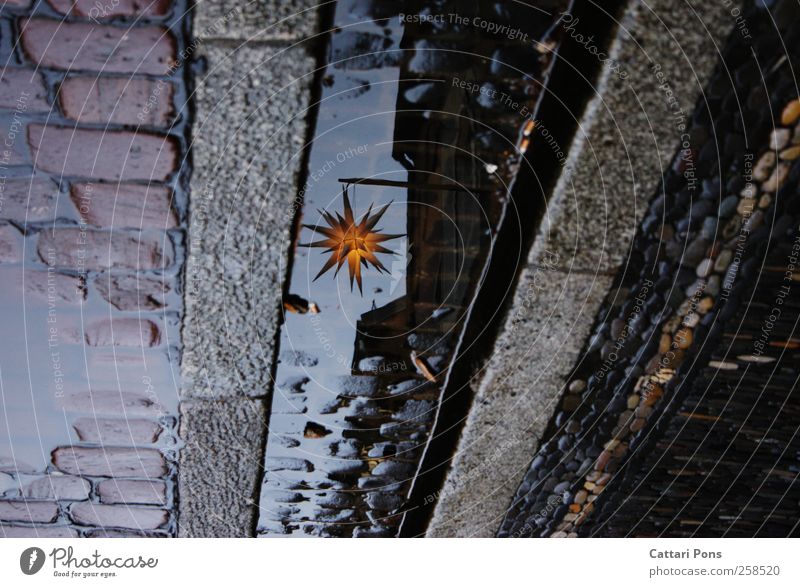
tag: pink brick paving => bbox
[0,0,190,537]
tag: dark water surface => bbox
[257,0,570,537]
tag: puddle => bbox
[258,0,570,537]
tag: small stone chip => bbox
[781,98,800,125]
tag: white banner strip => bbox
[1,538,798,585]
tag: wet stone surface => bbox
[257,0,569,537]
[499,1,800,538]
[0,0,190,537]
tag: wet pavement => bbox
[0,0,191,537]
[500,0,800,538]
[257,0,570,537]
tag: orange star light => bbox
[301,188,403,293]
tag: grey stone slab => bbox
[194,0,321,42]
[532,0,738,273]
[182,43,315,399]
[427,0,739,537]
[427,269,612,537]
[177,399,267,537]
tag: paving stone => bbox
[69,502,168,529]
[37,228,173,271]
[528,0,733,273]
[23,475,91,501]
[48,0,173,18]
[178,399,266,537]
[52,446,167,478]
[428,269,612,537]
[0,223,23,264]
[97,479,167,505]
[84,318,161,347]
[95,273,171,311]
[194,0,319,42]
[71,182,177,229]
[59,77,175,127]
[0,456,39,474]
[183,44,314,398]
[0,471,14,494]
[0,524,77,537]
[58,390,164,416]
[17,269,86,305]
[28,125,179,181]
[72,418,162,444]
[0,177,60,222]
[21,19,176,75]
[0,68,49,112]
[0,119,28,164]
[0,500,58,523]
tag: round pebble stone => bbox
[701,216,718,240]
[697,296,714,314]
[685,279,706,299]
[568,379,586,394]
[753,151,776,181]
[718,195,738,218]
[714,249,732,272]
[769,128,791,150]
[740,182,757,198]
[683,311,700,328]
[763,163,790,192]
[675,327,693,350]
[706,275,720,296]
[744,210,764,231]
[781,98,800,125]
[780,145,800,160]
[684,237,709,266]
[696,258,714,277]
[722,215,742,239]
[554,480,571,494]
[737,197,757,216]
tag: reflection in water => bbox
[301,186,403,293]
[257,0,568,536]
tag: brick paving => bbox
[256,0,571,537]
[0,0,191,537]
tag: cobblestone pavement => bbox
[0,0,191,537]
[499,0,800,538]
